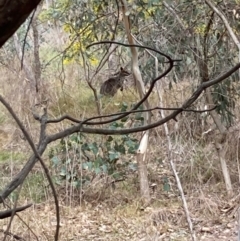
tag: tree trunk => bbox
[0,0,42,47]
[120,0,151,203]
[137,152,150,202]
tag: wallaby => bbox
[100,67,130,96]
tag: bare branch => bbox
[0,95,60,241]
[205,0,240,48]
[86,41,177,125]
[0,204,32,219]
[45,61,240,142]
[46,105,217,125]
[205,0,240,78]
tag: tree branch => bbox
[45,61,240,142]
[0,95,60,241]
[0,0,42,47]
[86,41,177,125]
[0,204,32,219]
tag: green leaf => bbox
[112,172,122,179]
[81,143,90,151]
[88,142,98,155]
[163,182,170,192]
[102,164,108,173]
[95,167,101,174]
[109,151,120,161]
[114,143,126,154]
[109,122,119,129]
[135,109,144,121]
[82,161,93,170]
[121,102,128,111]
[51,156,59,166]
[125,138,139,154]
[95,156,104,166]
[163,176,170,192]
[72,180,80,188]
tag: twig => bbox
[0,95,60,241]
[46,102,217,124]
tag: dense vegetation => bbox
[0,0,240,240]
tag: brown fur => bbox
[100,67,130,96]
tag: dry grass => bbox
[0,201,187,240]
[0,173,237,240]
[0,54,240,240]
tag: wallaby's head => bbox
[118,67,131,77]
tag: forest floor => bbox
[0,176,238,241]
[0,86,239,240]
[0,200,237,241]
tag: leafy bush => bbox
[49,122,139,189]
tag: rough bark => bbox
[0,0,41,47]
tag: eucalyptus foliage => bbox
[40,0,240,125]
